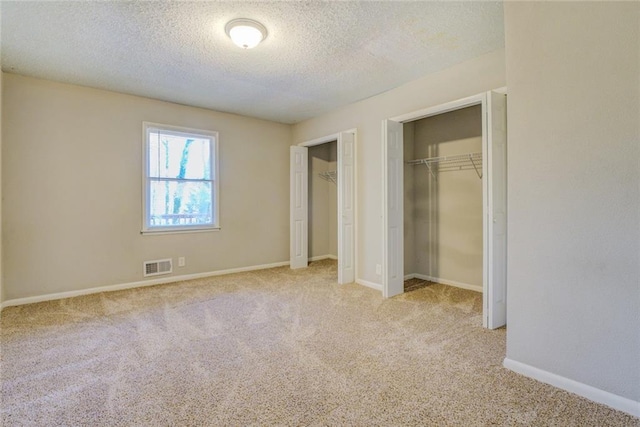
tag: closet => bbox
[403,105,483,292]
[307,141,338,262]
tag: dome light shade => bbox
[225,19,267,49]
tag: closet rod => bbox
[407,152,482,179]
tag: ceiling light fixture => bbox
[225,18,267,49]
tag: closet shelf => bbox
[319,170,337,184]
[407,152,483,179]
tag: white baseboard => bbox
[503,358,640,418]
[404,273,482,293]
[356,278,382,292]
[309,254,338,262]
[0,261,290,309]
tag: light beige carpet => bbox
[1,260,638,426]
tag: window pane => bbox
[149,180,213,227]
[148,131,211,180]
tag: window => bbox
[142,122,219,233]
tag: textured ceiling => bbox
[1,1,504,124]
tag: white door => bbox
[484,91,508,329]
[337,132,355,284]
[290,146,308,269]
[383,120,404,298]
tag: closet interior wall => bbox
[404,105,483,289]
[308,141,338,260]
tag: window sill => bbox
[141,227,221,236]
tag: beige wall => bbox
[2,74,292,300]
[504,2,639,402]
[409,106,482,287]
[308,144,329,258]
[308,142,337,259]
[293,49,505,285]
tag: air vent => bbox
[143,258,173,277]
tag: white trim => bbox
[390,93,484,123]
[356,278,382,292]
[309,254,338,262]
[140,227,221,235]
[0,261,289,309]
[504,358,640,418]
[297,128,357,147]
[299,133,338,147]
[404,273,483,293]
[493,86,508,95]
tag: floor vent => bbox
[144,259,172,277]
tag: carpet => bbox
[1,260,637,426]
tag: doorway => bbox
[290,131,356,285]
[308,142,338,263]
[383,91,507,329]
[404,105,484,294]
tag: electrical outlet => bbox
[375,264,382,275]
[178,257,186,267]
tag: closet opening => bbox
[290,131,356,285]
[383,90,507,329]
[308,141,338,267]
[403,105,484,295]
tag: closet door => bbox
[485,91,507,329]
[383,120,404,298]
[290,146,308,269]
[338,132,355,284]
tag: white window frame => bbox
[142,122,220,234]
